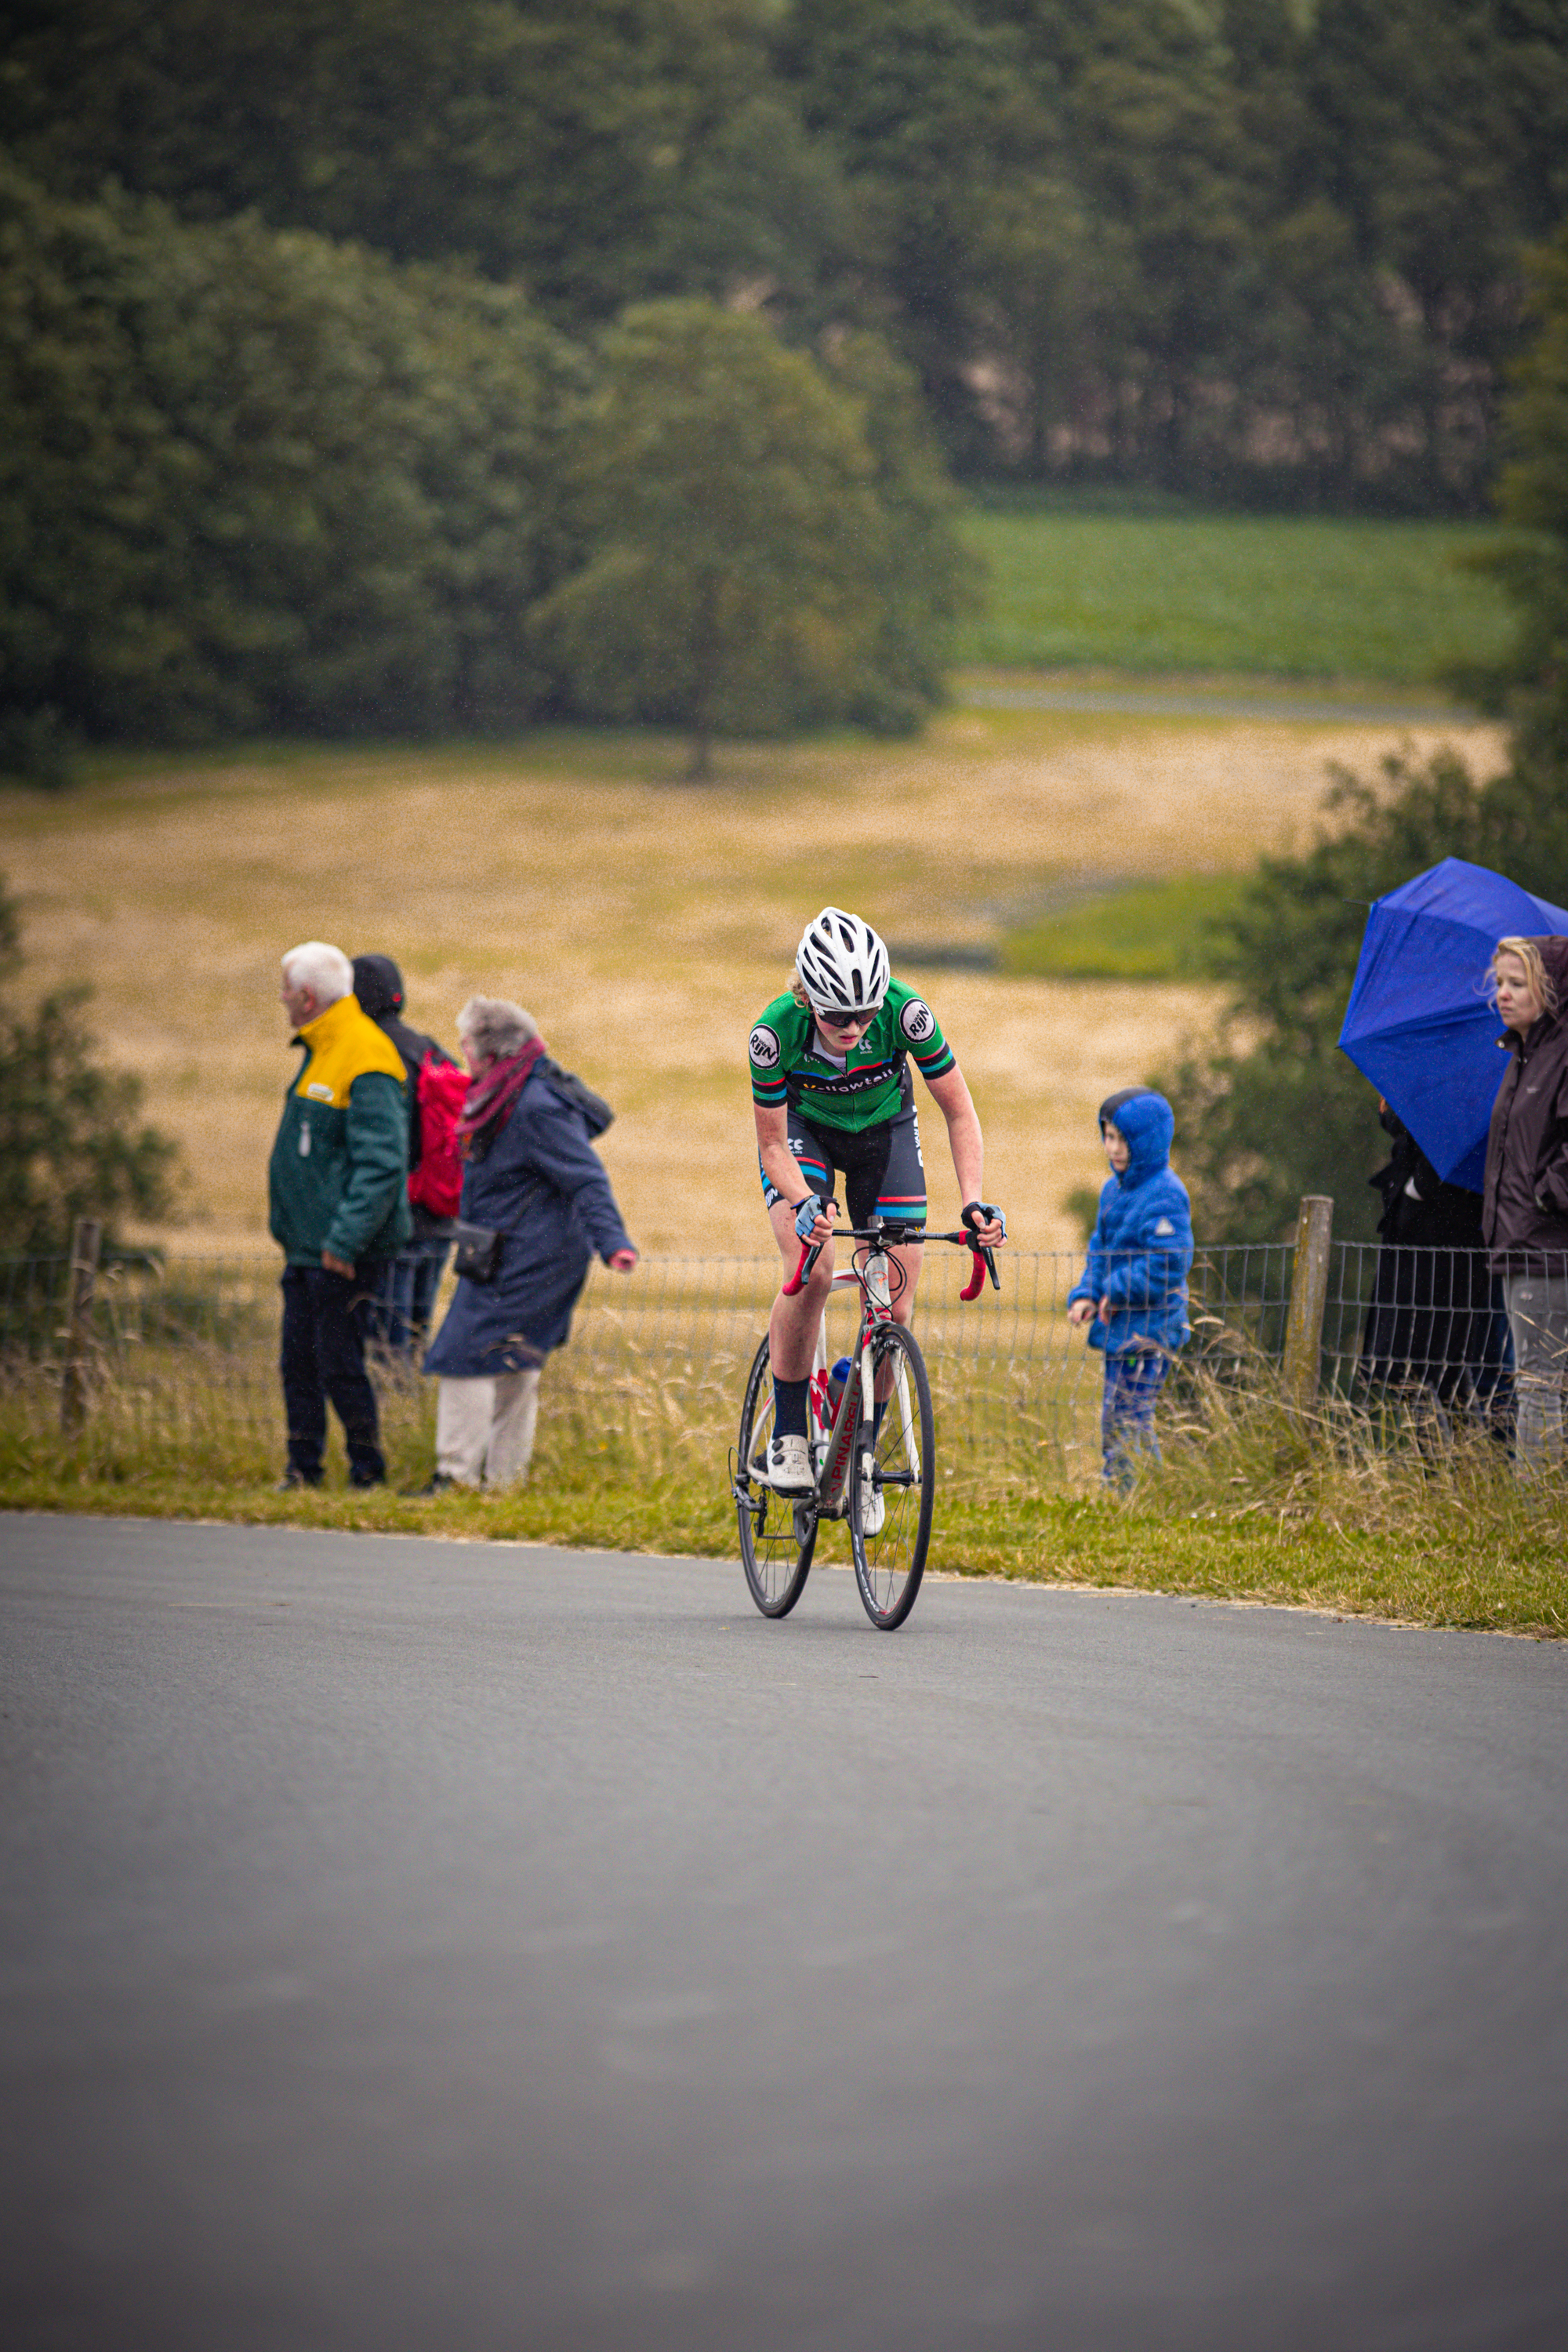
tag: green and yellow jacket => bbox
[268,994,412,1266]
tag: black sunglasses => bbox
[816,1005,880,1030]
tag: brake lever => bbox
[782,1240,822,1297]
[958,1239,1000,1300]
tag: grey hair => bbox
[281,941,353,1007]
[456,996,538,1063]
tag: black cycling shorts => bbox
[759,1099,927,1232]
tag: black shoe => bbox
[405,1472,460,1497]
[275,1468,322,1492]
[348,1470,387,1490]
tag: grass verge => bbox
[1001,873,1246,981]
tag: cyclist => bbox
[750,906,1005,1501]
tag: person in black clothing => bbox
[1362,1100,1511,1438]
[352,953,459,1356]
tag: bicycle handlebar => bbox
[782,1222,1000,1298]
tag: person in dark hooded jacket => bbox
[1066,1089,1193,1486]
[1482,933,1568,1472]
[352,953,459,1354]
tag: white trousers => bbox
[436,1370,542,1488]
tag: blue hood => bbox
[1100,1089,1175,1190]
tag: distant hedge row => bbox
[0,165,968,772]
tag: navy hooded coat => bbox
[1066,1091,1193,1355]
[423,1066,633,1377]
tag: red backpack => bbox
[408,1057,470,1217]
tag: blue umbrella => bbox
[1338,857,1568,1189]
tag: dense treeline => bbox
[6,0,1566,507]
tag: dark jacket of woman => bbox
[423,1067,633,1377]
[1482,936,1568,1275]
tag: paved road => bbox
[3,1515,1566,2352]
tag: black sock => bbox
[872,1397,887,1437]
[773,1377,809,1439]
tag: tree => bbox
[1157,751,1568,1243]
[0,880,182,1252]
[1152,217,1568,1240]
[1457,222,1568,774]
[0,162,579,760]
[818,329,984,728]
[532,301,963,777]
[0,0,851,331]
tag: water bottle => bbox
[825,1356,853,1424]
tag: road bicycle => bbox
[731,1215,999,1632]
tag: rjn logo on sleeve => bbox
[749,1025,782,1069]
[899,999,935,1044]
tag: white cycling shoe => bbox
[760,1433,813,1496]
[858,1460,885,1537]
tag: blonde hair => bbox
[790,976,811,1011]
[1489,936,1559,1017]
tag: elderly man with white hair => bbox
[269,940,410,1488]
[419,995,636,1491]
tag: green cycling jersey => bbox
[749,978,956,1134]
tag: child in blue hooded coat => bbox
[1066,1088,1193,1486]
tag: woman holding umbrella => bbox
[1483,935,1568,1475]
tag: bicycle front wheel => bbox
[735,1334,816,1619]
[851,1323,935,1631]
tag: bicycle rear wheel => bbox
[735,1334,816,1619]
[851,1323,935,1631]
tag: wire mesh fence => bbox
[0,1237,1350,1490]
[5,1229,1532,1494]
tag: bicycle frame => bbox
[783,1219,997,1520]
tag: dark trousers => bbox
[365,1234,452,1357]
[279,1265,386,1484]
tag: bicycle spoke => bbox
[850,1324,935,1630]
[736,1334,816,1619]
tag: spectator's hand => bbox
[321,1250,354,1278]
[1067,1298,1095,1330]
[1097,1295,1112,1323]
[606,1249,637,1274]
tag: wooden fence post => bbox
[1282,1195,1334,1411]
[60,1216,103,1436]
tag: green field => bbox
[1002,873,1246,982]
[958,499,1516,684]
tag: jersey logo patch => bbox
[1154,1217,1175,1236]
[899,998,935,1045]
[749,1025,781,1070]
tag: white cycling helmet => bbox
[796,907,890,1016]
